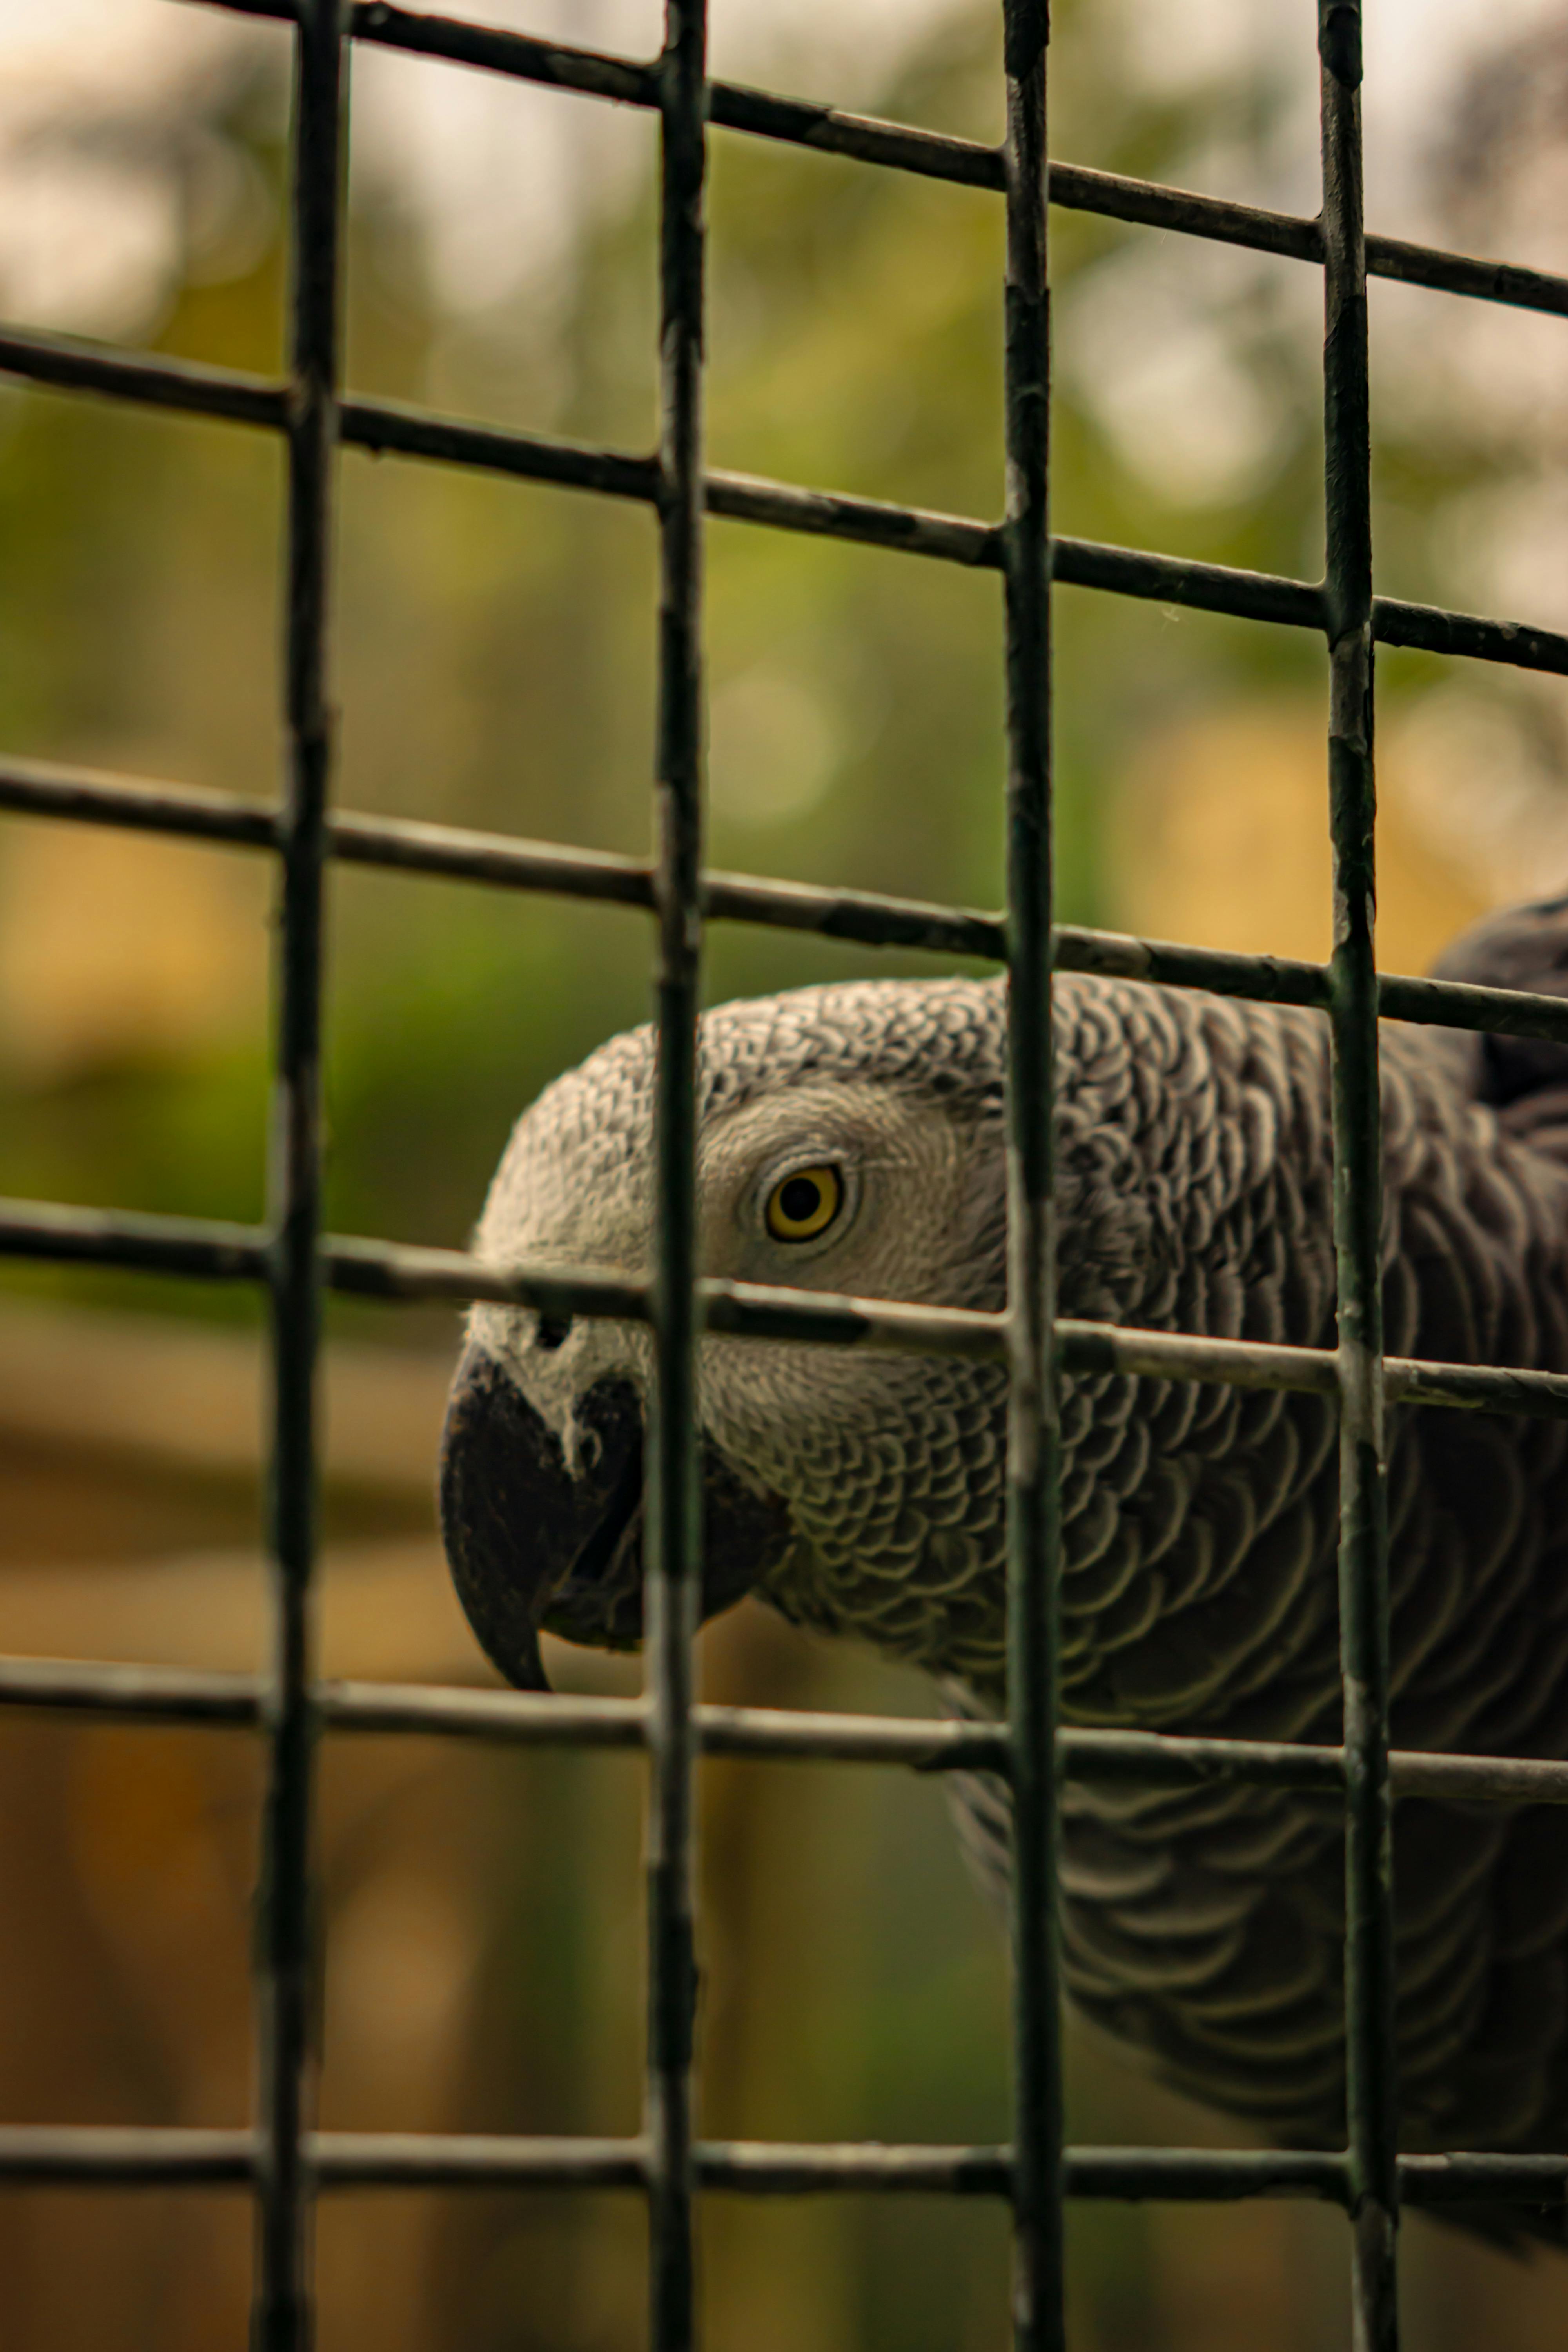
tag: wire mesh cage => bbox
[4,2,1568,2348]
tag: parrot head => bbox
[440,976,1025,1692]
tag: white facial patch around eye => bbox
[697,1081,972,1304]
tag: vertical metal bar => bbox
[253,5,344,2347]
[1001,5,1066,2350]
[647,4,708,2348]
[1319,7,1399,2348]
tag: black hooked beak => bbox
[439,1338,794,1692]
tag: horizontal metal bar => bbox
[701,869,1003,958]
[353,1,653,107]
[351,395,1007,568]
[4,2120,1564,2207]
[327,390,1568,673]
[703,2141,1012,2196]
[13,1199,1568,1421]
[1374,968,1568,1036]
[352,10,1568,322]
[1054,1320,1568,1423]
[0,1196,268,1281]
[0,753,1005,958]
[1062,539,1568,676]
[1047,160,1320,263]
[1381,1750,1568,1805]
[316,2131,646,2190]
[1072,929,1568,1040]
[374,6,1004,192]
[1056,541,1568,676]
[1056,923,1327,1007]
[0,2124,646,2192]
[182,0,1568,321]
[1050,162,1568,322]
[8,1656,1568,1809]
[0,323,1002,570]
[208,0,1003,197]
[0,1659,264,1727]
[1052,536,1319,631]
[1070,1322,1568,1423]
[1372,593,1568,677]
[209,1240,1568,1421]
[1399,2152,1568,2207]
[704,467,1000,565]
[325,1235,653,1318]
[707,82,997,189]
[318,1683,1019,1778]
[354,3,1009,189]
[0,324,287,427]
[0,754,283,850]
[1365,233,1568,323]
[19,755,1568,1036]
[5,321,1568,673]
[693,2143,1568,2209]
[341,392,660,503]
[1066,2148,1345,2204]
[0,1662,1001,1770]
[0,2129,257,2185]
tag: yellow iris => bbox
[764,1163,844,1244]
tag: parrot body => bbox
[441,899,1568,2239]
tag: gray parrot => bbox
[440,895,1568,2243]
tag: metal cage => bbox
[4,2,1568,2347]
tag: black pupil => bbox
[780,1175,824,1225]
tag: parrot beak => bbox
[440,1339,644,1690]
[439,1336,795,1692]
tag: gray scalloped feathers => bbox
[458,900,1568,2244]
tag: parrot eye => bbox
[763,1163,845,1245]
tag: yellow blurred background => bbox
[5,0,1568,2345]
